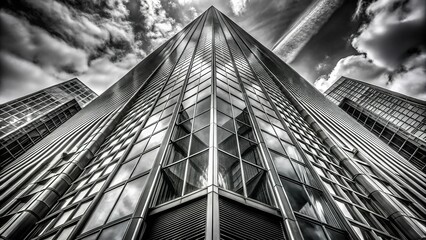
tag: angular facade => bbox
[1,7,425,240]
[324,77,426,172]
[0,78,97,168]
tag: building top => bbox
[0,78,97,138]
[324,76,426,106]
[325,76,426,141]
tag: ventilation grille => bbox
[144,197,207,240]
[219,198,285,240]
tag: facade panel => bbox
[325,77,426,172]
[0,78,97,168]
[0,7,425,240]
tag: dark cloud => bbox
[0,0,313,104]
[314,0,426,100]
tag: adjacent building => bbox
[0,78,97,168]
[324,77,426,172]
[1,7,425,240]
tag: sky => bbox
[0,0,425,103]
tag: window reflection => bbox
[218,151,242,192]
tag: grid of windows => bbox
[325,78,426,172]
[0,100,81,167]
[0,78,96,137]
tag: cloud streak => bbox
[272,0,343,62]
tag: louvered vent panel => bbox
[219,198,286,240]
[144,197,207,240]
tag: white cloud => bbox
[229,0,249,15]
[0,11,88,74]
[140,0,182,49]
[352,0,426,70]
[0,51,59,104]
[314,55,389,92]
[316,0,426,100]
[78,53,140,94]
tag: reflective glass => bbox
[217,127,238,156]
[98,220,129,240]
[108,176,147,222]
[271,152,298,180]
[110,159,137,186]
[83,186,123,232]
[218,151,242,192]
[132,148,159,176]
[281,179,317,219]
[190,127,210,154]
[297,217,328,240]
[185,151,209,194]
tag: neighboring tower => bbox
[0,78,97,168]
[324,77,426,172]
[1,7,425,240]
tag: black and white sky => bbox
[0,0,425,103]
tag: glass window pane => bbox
[271,152,298,180]
[195,97,210,115]
[326,228,347,240]
[218,127,238,156]
[82,186,123,232]
[307,188,339,227]
[98,220,129,240]
[185,151,209,194]
[243,163,270,204]
[293,162,317,187]
[193,110,210,131]
[281,179,317,219]
[54,208,74,228]
[263,132,284,154]
[133,147,159,176]
[108,175,148,222]
[74,201,91,218]
[161,161,186,199]
[168,136,190,163]
[217,112,234,132]
[218,151,242,193]
[336,201,355,220]
[56,224,76,240]
[110,158,137,186]
[145,129,166,150]
[190,127,210,155]
[297,217,327,240]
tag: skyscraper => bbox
[0,78,97,168]
[324,77,426,172]
[1,7,425,240]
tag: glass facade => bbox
[0,78,97,168]
[0,7,425,240]
[325,77,426,172]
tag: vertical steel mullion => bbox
[207,7,220,240]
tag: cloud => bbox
[229,0,249,15]
[78,53,140,94]
[0,51,59,103]
[0,11,88,74]
[352,0,426,70]
[314,55,389,92]
[139,0,183,50]
[315,0,426,100]
[273,0,344,62]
